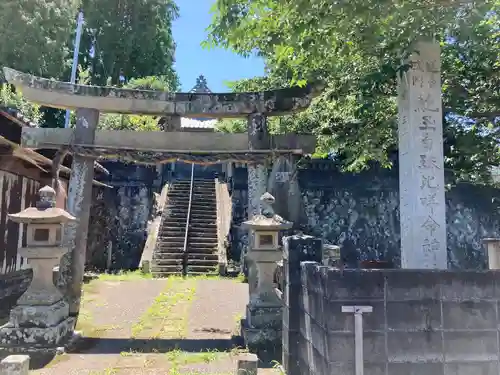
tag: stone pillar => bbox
[57,108,99,317]
[397,40,447,269]
[268,156,304,228]
[483,238,500,269]
[282,235,322,375]
[246,113,269,293]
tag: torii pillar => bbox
[57,109,99,317]
[246,113,270,294]
[398,40,447,269]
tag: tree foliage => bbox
[79,0,180,88]
[0,84,42,124]
[0,0,79,79]
[207,0,500,184]
[98,113,161,131]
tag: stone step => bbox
[160,224,186,230]
[171,212,216,219]
[160,231,186,237]
[167,196,216,202]
[189,226,217,237]
[160,225,186,231]
[189,241,218,248]
[189,228,217,235]
[167,200,215,207]
[188,241,217,249]
[189,235,217,241]
[190,209,217,215]
[154,252,219,261]
[164,212,190,218]
[157,246,215,255]
[157,237,185,244]
[157,240,216,249]
[154,258,218,267]
[169,206,215,213]
[168,189,191,194]
[161,223,216,231]
[153,258,184,266]
[154,247,184,254]
[169,190,215,195]
[191,204,217,210]
[161,220,186,227]
[165,202,189,208]
[166,198,190,203]
[189,221,216,227]
[151,264,183,275]
[185,264,218,273]
[170,184,214,190]
[161,225,185,231]
[158,230,185,235]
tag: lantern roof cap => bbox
[8,185,76,224]
[242,192,293,230]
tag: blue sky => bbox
[172,0,265,92]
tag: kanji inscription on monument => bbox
[398,41,447,269]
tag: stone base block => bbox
[0,317,75,351]
[246,303,282,329]
[241,318,282,361]
[7,300,69,328]
[237,352,258,375]
[0,355,30,375]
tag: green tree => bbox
[206,0,500,184]
[79,0,180,88]
[0,0,79,79]
[97,74,171,131]
[0,84,42,125]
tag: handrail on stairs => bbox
[182,163,195,276]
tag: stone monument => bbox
[0,185,77,352]
[241,192,292,358]
[398,41,447,269]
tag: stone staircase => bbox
[152,179,219,277]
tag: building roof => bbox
[0,135,109,187]
[0,110,109,186]
[182,75,216,131]
[189,75,212,94]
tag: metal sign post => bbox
[342,305,373,375]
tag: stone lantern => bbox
[0,185,76,351]
[240,192,292,356]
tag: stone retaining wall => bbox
[290,261,500,375]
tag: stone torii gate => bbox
[4,67,319,317]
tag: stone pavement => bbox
[29,276,279,375]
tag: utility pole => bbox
[64,10,85,129]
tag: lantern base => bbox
[7,299,69,328]
[0,310,75,350]
[245,303,282,329]
[241,318,281,362]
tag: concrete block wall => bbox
[295,265,500,375]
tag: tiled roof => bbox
[189,75,212,94]
[181,75,216,129]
